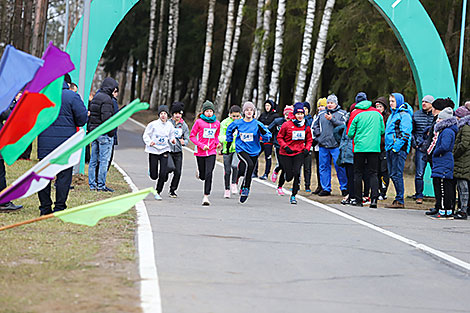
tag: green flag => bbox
[53,188,155,226]
[50,98,149,165]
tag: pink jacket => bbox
[190,118,221,156]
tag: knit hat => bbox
[202,100,215,113]
[317,98,327,108]
[170,101,184,114]
[455,105,470,118]
[327,94,338,105]
[243,101,256,112]
[158,105,169,116]
[294,102,305,115]
[302,101,311,111]
[438,107,454,120]
[283,106,293,115]
[422,95,435,104]
[374,96,388,109]
[264,99,277,112]
[355,92,367,103]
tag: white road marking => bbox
[392,0,403,8]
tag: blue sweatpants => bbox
[319,146,348,192]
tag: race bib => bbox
[203,128,216,139]
[240,132,254,142]
[174,128,183,138]
[292,130,305,141]
[155,136,166,146]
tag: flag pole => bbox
[64,0,70,50]
[457,0,468,106]
[0,214,54,232]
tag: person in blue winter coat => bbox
[226,101,271,203]
[428,107,458,218]
[301,101,314,192]
[384,92,413,208]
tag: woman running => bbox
[277,103,313,204]
[226,101,271,203]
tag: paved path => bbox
[115,120,470,313]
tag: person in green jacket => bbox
[219,105,242,198]
[453,105,470,219]
[347,92,385,208]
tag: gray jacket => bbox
[313,105,348,148]
[169,118,190,153]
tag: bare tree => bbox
[12,0,23,50]
[268,0,286,101]
[150,0,166,109]
[32,0,49,57]
[166,0,180,104]
[142,0,158,102]
[256,0,272,110]
[22,0,33,53]
[160,0,176,106]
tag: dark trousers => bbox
[353,152,379,201]
[303,151,312,188]
[433,177,455,213]
[38,167,73,213]
[0,159,6,205]
[378,151,389,197]
[274,147,286,188]
[238,151,259,189]
[169,152,183,192]
[345,164,354,198]
[314,150,321,189]
[149,153,169,194]
[253,143,273,177]
[280,153,304,196]
[196,155,216,195]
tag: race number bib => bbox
[155,136,166,146]
[174,128,183,138]
[292,130,305,141]
[240,132,254,142]
[203,128,216,139]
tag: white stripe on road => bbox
[112,160,162,313]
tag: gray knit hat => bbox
[327,94,338,105]
[422,95,435,104]
[243,101,256,112]
[438,107,454,120]
[202,100,215,113]
[158,105,169,116]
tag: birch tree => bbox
[166,0,180,104]
[32,0,49,57]
[160,0,176,106]
[216,0,235,101]
[196,0,216,113]
[143,0,157,102]
[267,0,286,101]
[294,0,316,103]
[242,0,264,103]
[306,0,336,105]
[256,0,272,110]
[150,0,166,109]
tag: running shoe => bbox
[290,196,297,205]
[271,171,278,183]
[202,195,210,206]
[169,191,177,198]
[260,174,268,180]
[240,188,250,203]
[224,190,230,199]
[276,187,285,196]
[230,183,238,194]
[154,193,162,201]
[363,197,371,205]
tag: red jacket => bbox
[277,120,313,156]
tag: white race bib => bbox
[155,136,167,146]
[240,132,254,142]
[203,128,216,139]
[174,128,183,138]
[292,130,305,141]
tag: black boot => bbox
[312,186,322,195]
[370,198,378,209]
[425,208,438,216]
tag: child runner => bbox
[226,101,271,203]
[256,100,279,180]
[143,105,176,200]
[168,101,190,198]
[219,105,242,198]
[190,100,221,206]
[277,103,313,204]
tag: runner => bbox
[143,105,176,200]
[277,103,313,204]
[256,100,279,180]
[226,101,271,203]
[219,105,242,198]
[190,100,221,206]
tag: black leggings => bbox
[279,153,304,196]
[149,153,169,194]
[274,147,285,188]
[238,151,259,189]
[433,177,455,212]
[196,155,216,195]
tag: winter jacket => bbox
[258,107,279,143]
[335,124,354,166]
[431,117,458,179]
[87,77,118,137]
[190,118,221,157]
[412,108,434,152]
[277,120,313,156]
[219,117,237,153]
[143,119,176,155]
[312,105,348,148]
[169,118,189,153]
[268,117,286,148]
[226,119,271,157]
[453,115,470,180]
[305,114,313,127]
[37,81,88,159]
[347,100,384,153]
[384,94,413,153]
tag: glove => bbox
[258,124,267,135]
[284,146,294,154]
[303,149,309,157]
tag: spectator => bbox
[311,98,327,195]
[453,104,470,219]
[302,101,313,192]
[373,97,390,200]
[256,100,279,180]
[335,119,354,205]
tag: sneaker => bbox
[224,189,230,199]
[341,196,351,205]
[240,188,250,203]
[230,183,238,194]
[430,210,454,219]
[154,193,162,201]
[98,186,114,192]
[378,195,385,201]
[271,171,278,183]
[39,207,53,216]
[260,174,268,180]
[416,198,423,204]
[0,202,22,213]
[305,188,312,193]
[318,190,331,197]
[363,197,371,205]
[425,208,438,216]
[454,210,468,220]
[276,187,285,196]
[312,186,322,195]
[202,195,210,206]
[370,198,378,209]
[350,199,363,207]
[290,196,297,204]
[385,200,404,209]
[341,190,348,197]
[169,191,177,198]
[251,174,258,179]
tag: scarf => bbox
[200,114,216,123]
[293,119,305,127]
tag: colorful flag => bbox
[0,45,44,114]
[51,99,149,165]
[0,130,85,204]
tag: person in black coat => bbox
[255,99,279,180]
[87,77,118,192]
[37,79,88,216]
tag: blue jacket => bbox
[305,114,313,127]
[384,93,413,153]
[226,119,271,156]
[37,81,88,159]
[412,108,433,152]
[268,117,286,148]
[431,117,458,179]
[334,124,353,166]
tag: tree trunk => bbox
[143,0,158,102]
[445,0,458,54]
[22,0,33,53]
[306,0,335,105]
[267,0,286,101]
[32,0,48,57]
[150,0,166,109]
[12,0,23,50]
[118,57,129,104]
[196,0,216,113]
[160,0,175,106]
[130,56,137,101]
[256,0,272,110]
[166,0,180,104]
[294,0,316,103]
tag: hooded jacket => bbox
[412,108,434,152]
[226,119,271,157]
[169,118,190,153]
[312,104,348,148]
[335,124,353,166]
[384,93,413,153]
[88,77,119,137]
[258,101,279,143]
[143,119,176,155]
[268,116,286,148]
[277,120,313,156]
[347,100,385,153]
[453,115,470,180]
[431,117,458,179]
[190,117,221,157]
[219,116,237,153]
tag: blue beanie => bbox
[302,101,311,111]
[355,92,367,103]
[293,102,305,115]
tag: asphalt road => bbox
[115,119,470,313]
